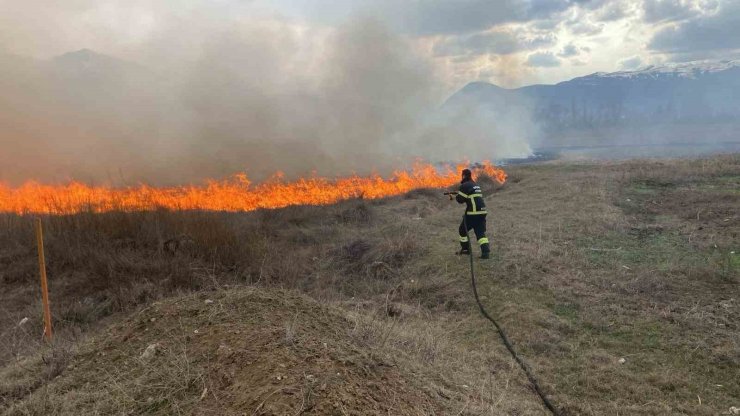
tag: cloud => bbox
[525,0,578,19]
[641,0,711,23]
[528,33,559,49]
[526,51,561,67]
[569,20,604,35]
[558,42,580,57]
[375,0,526,35]
[433,31,521,56]
[648,0,740,53]
[532,18,562,30]
[566,0,633,21]
[595,2,631,21]
[619,55,643,69]
[668,49,740,62]
[432,27,557,57]
[272,0,582,35]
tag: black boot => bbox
[480,243,490,259]
[458,241,471,255]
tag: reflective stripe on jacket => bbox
[455,179,487,215]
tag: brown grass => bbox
[1,154,738,415]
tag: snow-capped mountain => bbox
[590,60,740,80]
[446,60,740,134]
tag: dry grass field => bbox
[0,154,738,415]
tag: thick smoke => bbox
[0,10,532,186]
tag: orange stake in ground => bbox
[35,218,53,342]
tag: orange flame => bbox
[0,161,506,215]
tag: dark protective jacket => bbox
[456,179,487,215]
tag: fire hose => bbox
[457,205,562,416]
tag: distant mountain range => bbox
[51,51,740,129]
[30,50,740,131]
[445,60,740,135]
[5,49,738,158]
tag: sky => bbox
[1,0,738,93]
[0,0,738,184]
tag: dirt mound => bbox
[3,288,459,415]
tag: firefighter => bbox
[456,168,491,259]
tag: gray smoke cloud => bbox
[0,8,532,186]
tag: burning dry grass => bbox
[0,162,507,215]
[0,154,738,415]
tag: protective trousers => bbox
[459,214,490,255]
